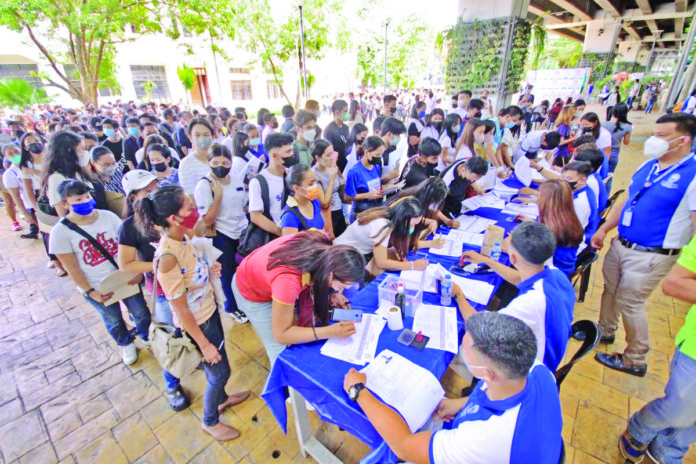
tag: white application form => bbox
[462,193,505,212]
[455,215,498,234]
[361,350,445,432]
[320,314,386,365]
[445,229,484,247]
[449,275,495,305]
[412,305,458,353]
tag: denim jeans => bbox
[213,232,240,314]
[646,100,656,113]
[232,274,286,366]
[628,347,696,464]
[198,310,231,427]
[84,290,151,346]
[154,295,180,390]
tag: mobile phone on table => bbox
[330,308,363,322]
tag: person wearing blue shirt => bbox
[245,124,268,164]
[458,222,575,372]
[343,310,563,464]
[487,105,523,169]
[344,135,386,221]
[574,148,609,212]
[562,161,598,247]
[122,117,142,171]
[592,113,696,377]
[280,164,325,235]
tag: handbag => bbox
[148,253,203,379]
[238,174,277,257]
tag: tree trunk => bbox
[678,57,696,103]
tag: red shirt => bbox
[235,234,306,305]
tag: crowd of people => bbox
[1,85,696,463]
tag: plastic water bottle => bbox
[440,274,453,306]
[491,241,502,262]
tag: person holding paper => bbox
[439,157,488,219]
[343,311,563,464]
[344,136,387,220]
[135,184,251,441]
[397,177,453,234]
[459,222,575,372]
[49,180,151,366]
[335,197,433,277]
[232,231,365,366]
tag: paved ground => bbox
[0,105,695,463]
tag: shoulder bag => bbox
[237,174,277,257]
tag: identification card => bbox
[622,210,633,227]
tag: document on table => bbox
[428,240,464,257]
[361,350,445,432]
[462,193,505,212]
[399,269,425,291]
[514,155,533,187]
[320,314,386,365]
[449,275,495,305]
[412,305,458,354]
[445,229,484,247]
[501,202,539,219]
[423,263,449,293]
[455,215,498,234]
[492,179,519,198]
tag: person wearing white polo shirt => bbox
[592,113,696,377]
[562,161,598,247]
[512,130,561,164]
[458,222,575,372]
[343,311,563,464]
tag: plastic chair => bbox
[598,189,625,228]
[555,320,600,390]
[569,249,598,303]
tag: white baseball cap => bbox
[122,169,157,196]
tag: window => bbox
[230,80,252,100]
[130,65,171,100]
[0,64,39,83]
[267,80,282,99]
[229,67,250,74]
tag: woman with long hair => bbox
[232,231,365,365]
[335,196,429,276]
[343,123,368,176]
[454,119,488,162]
[134,184,250,441]
[145,143,179,187]
[439,113,462,166]
[579,112,612,178]
[406,101,427,157]
[601,102,632,175]
[17,132,44,238]
[312,139,346,237]
[420,108,446,141]
[344,135,387,220]
[553,105,576,166]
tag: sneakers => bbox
[225,308,249,324]
[166,386,190,411]
[619,431,648,463]
[596,353,647,377]
[20,224,39,239]
[122,342,138,365]
[11,222,22,231]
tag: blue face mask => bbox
[103,128,115,138]
[71,198,96,216]
[505,122,516,129]
[127,127,139,137]
[249,137,261,147]
[418,110,426,118]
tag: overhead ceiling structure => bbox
[527,0,695,50]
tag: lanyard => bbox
[628,154,695,208]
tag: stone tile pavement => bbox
[0,106,695,463]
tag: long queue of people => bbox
[3,94,696,463]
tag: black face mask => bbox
[474,111,482,119]
[212,166,230,178]
[582,127,593,133]
[430,121,443,132]
[355,138,365,145]
[369,156,382,165]
[524,151,538,160]
[27,142,43,153]
[152,162,168,172]
[389,106,396,115]
[282,153,300,168]
[567,180,578,190]
[426,161,438,176]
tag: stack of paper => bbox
[399,269,426,291]
[445,230,484,247]
[449,275,495,305]
[320,314,386,365]
[501,202,539,219]
[514,156,533,187]
[462,194,505,212]
[412,305,458,353]
[455,215,498,234]
[423,263,450,293]
[361,350,445,432]
[429,240,465,257]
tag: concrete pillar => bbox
[583,20,622,54]
[617,41,641,63]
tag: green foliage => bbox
[0,78,50,110]
[531,35,583,70]
[529,18,547,70]
[142,80,157,101]
[0,0,237,104]
[177,65,196,91]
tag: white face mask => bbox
[643,135,683,159]
[303,128,316,142]
[78,150,90,167]
[474,133,485,144]
[390,135,400,147]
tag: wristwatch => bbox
[348,383,366,402]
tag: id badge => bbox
[622,210,633,227]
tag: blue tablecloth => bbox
[262,222,513,463]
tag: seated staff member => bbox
[344,136,386,220]
[312,139,347,238]
[400,138,441,189]
[280,164,325,235]
[439,156,488,219]
[194,145,248,323]
[232,231,365,365]
[335,197,430,276]
[516,180,585,276]
[573,148,608,212]
[342,311,563,464]
[563,161,598,247]
[592,113,696,376]
[117,170,188,411]
[134,185,250,441]
[248,133,299,238]
[457,222,575,372]
[512,130,562,164]
[49,180,151,365]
